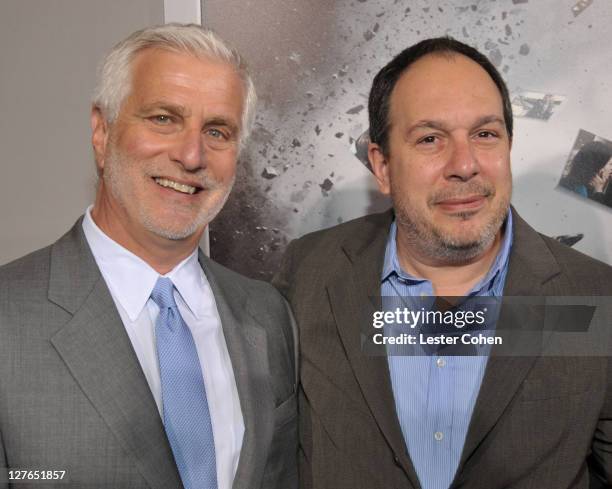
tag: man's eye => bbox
[151,115,172,124]
[477,130,497,138]
[207,128,227,139]
[418,135,437,144]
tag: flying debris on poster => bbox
[553,234,584,247]
[571,0,594,17]
[511,90,565,121]
[352,129,373,173]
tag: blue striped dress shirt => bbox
[381,210,513,489]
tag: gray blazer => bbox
[273,209,612,489]
[0,218,298,489]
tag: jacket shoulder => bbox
[286,211,391,260]
[0,245,53,290]
[0,245,55,329]
[539,233,612,294]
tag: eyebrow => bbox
[140,102,190,118]
[407,115,506,134]
[139,103,240,134]
[203,116,240,135]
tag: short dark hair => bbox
[368,37,514,156]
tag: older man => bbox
[274,38,612,488]
[0,24,296,489]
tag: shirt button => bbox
[434,431,444,441]
[436,358,446,368]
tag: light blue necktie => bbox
[151,277,217,489]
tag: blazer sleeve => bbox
[0,428,8,489]
[0,275,8,489]
[590,357,612,483]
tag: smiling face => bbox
[91,48,244,255]
[369,53,512,264]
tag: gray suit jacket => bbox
[0,218,298,489]
[273,209,612,489]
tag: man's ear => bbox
[369,142,391,195]
[91,106,109,175]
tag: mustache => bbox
[429,181,495,205]
[105,144,228,191]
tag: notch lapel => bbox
[200,254,274,489]
[454,211,562,482]
[48,221,181,489]
[326,211,421,489]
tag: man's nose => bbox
[444,137,480,181]
[169,127,205,171]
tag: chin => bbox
[435,218,495,246]
[440,233,483,250]
[139,213,205,241]
[437,219,485,238]
[149,224,200,241]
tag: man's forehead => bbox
[395,52,491,86]
[121,48,244,115]
[389,53,504,121]
[129,47,234,80]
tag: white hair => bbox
[92,23,257,147]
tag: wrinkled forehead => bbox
[123,48,245,108]
[128,46,238,85]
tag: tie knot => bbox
[151,277,177,310]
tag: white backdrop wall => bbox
[0,0,163,266]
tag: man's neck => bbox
[395,230,503,297]
[91,203,201,276]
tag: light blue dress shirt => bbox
[382,210,513,489]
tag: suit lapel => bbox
[199,253,273,489]
[326,211,421,489]
[325,209,561,488]
[454,210,562,481]
[48,220,181,489]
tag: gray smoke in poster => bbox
[206,0,611,279]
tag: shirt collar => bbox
[382,208,514,295]
[82,205,208,321]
